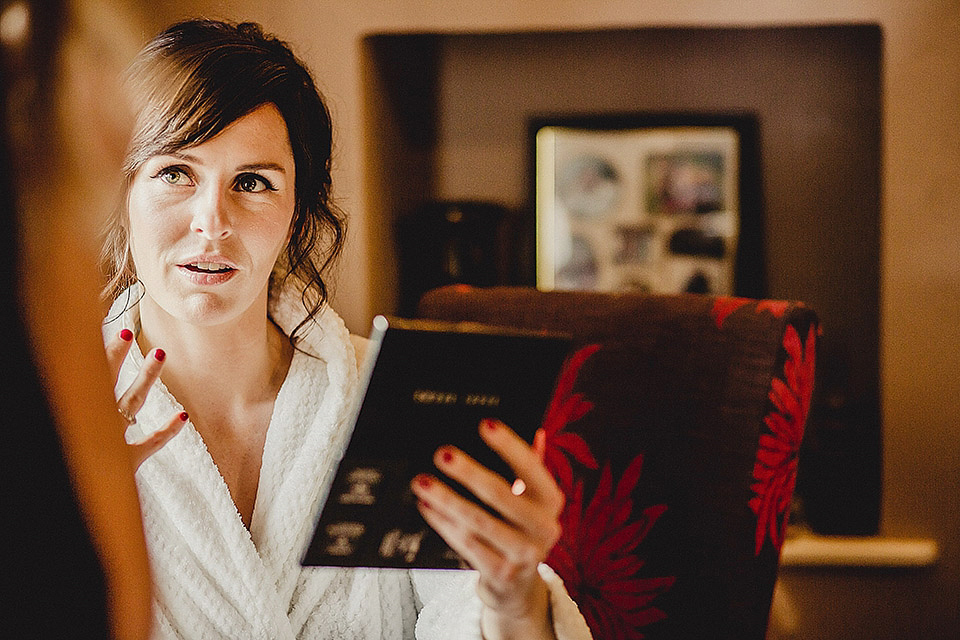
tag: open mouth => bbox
[183,262,235,274]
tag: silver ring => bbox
[118,406,137,426]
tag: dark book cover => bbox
[302,316,571,569]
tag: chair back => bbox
[416,285,818,640]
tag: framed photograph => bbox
[531,114,762,297]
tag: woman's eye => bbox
[236,173,273,193]
[158,167,190,185]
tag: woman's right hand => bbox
[105,329,187,469]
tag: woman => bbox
[102,19,591,639]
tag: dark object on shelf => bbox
[396,201,515,316]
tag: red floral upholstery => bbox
[416,286,819,640]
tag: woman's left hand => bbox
[411,418,564,640]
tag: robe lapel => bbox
[107,286,361,637]
[251,294,360,609]
[139,422,296,638]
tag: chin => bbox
[162,290,253,327]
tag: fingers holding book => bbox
[411,418,564,634]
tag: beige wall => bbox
[144,1,960,637]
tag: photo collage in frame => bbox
[535,124,740,295]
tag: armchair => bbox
[416,286,818,640]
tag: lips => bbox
[183,262,234,274]
[177,256,238,284]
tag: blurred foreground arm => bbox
[9,1,153,637]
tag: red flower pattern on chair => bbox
[543,344,675,638]
[712,296,790,329]
[711,296,752,328]
[548,457,676,639]
[541,344,601,494]
[749,323,817,555]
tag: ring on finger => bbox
[118,405,137,426]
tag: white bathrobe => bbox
[106,286,592,640]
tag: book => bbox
[302,315,572,569]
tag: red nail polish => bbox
[119,329,133,342]
[154,349,166,362]
[418,499,432,510]
[179,412,189,422]
[417,475,432,489]
[441,448,454,464]
[481,418,497,431]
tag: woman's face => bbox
[127,103,296,329]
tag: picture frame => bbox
[530,113,764,297]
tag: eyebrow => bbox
[237,162,287,173]
[165,152,287,173]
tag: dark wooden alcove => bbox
[362,24,882,534]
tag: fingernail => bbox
[533,429,547,459]
[418,499,432,510]
[440,447,454,464]
[417,475,432,489]
[119,329,134,342]
[154,349,166,362]
[481,418,497,432]
[179,412,189,422]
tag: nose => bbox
[190,184,232,240]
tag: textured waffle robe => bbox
[105,285,592,639]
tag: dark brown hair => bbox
[102,19,345,339]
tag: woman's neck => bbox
[135,295,293,413]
